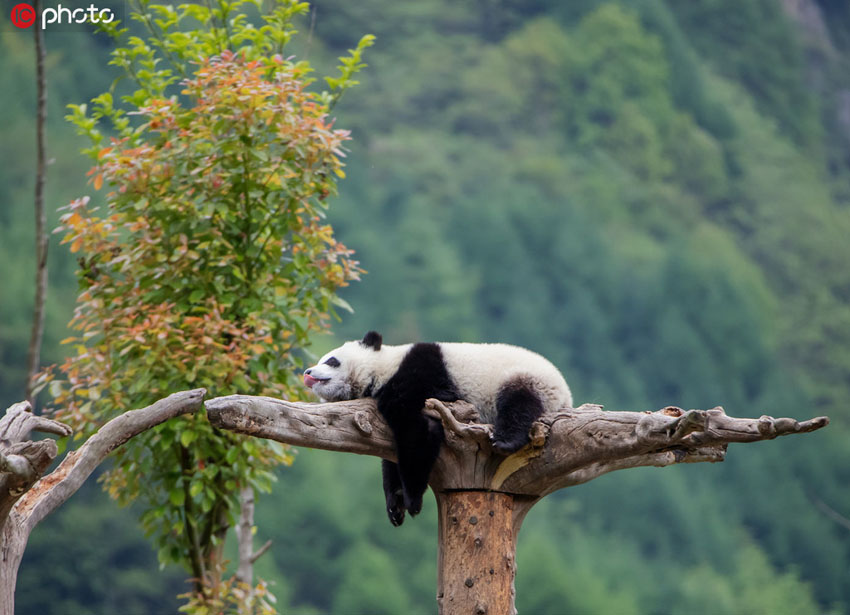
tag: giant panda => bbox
[303,331,572,526]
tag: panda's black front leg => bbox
[392,416,444,516]
[377,380,445,520]
[381,460,406,526]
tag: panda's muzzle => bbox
[303,369,329,389]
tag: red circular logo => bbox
[11,3,36,28]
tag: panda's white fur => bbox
[305,340,572,422]
[440,342,572,422]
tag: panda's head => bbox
[303,331,384,401]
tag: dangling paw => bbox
[404,490,423,517]
[386,489,406,527]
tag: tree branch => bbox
[205,395,397,459]
[250,539,273,564]
[206,395,829,499]
[496,405,829,496]
[17,388,206,531]
[0,402,69,525]
[0,453,34,480]
[0,401,72,442]
[26,0,49,405]
[424,399,489,443]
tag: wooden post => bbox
[436,491,516,615]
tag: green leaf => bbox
[169,487,185,507]
[331,295,355,313]
[189,480,204,498]
[180,430,196,447]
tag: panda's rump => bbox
[440,343,572,423]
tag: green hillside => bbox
[3,0,849,612]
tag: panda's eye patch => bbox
[323,357,341,368]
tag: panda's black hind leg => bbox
[491,378,544,455]
[381,460,406,526]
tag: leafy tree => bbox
[42,0,372,609]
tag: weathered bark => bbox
[0,389,205,615]
[236,486,255,587]
[206,395,397,457]
[26,0,49,405]
[234,484,273,609]
[436,491,519,615]
[0,402,71,528]
[206,394,828,614]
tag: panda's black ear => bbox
[361,331,382,351]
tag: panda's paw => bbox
[404,492,423,517]
[387,503,406,527]
[491,437,524,455]
[386,491,406,527]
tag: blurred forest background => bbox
[2,0,850,613]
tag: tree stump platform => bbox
[206,395,828,615]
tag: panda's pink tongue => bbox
[304,374,319,388]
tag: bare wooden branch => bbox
[0,389,206,615]
[495,406,829,497]
[206,395,397,460]
[206,395,828,498]
[0,402,69,525]
[0,452,35,480]
[0,401,72,443]
[425,399,489,443]
[251,539,273,564]
[20,388,207,530]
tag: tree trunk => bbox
[0,524,25,615]
[436,491,516,615]
[26,0,48,405]
[236,485,255,589]
[435,491,538,615]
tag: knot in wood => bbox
[465,578,475,588]
[758,415,777,438]
[530,421,548,448]
[353,411,372,435]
